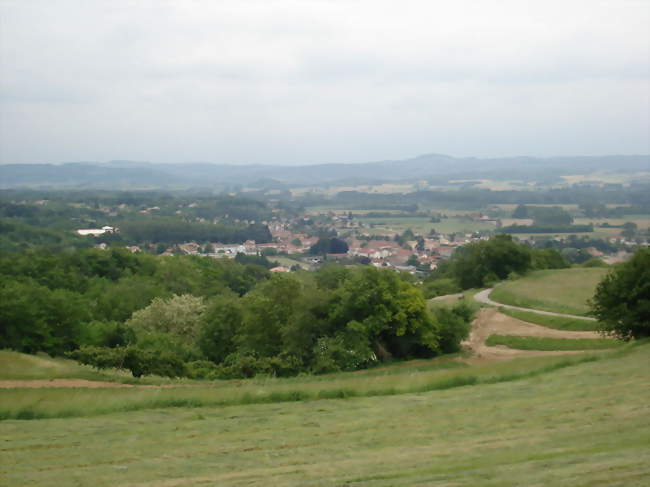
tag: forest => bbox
[0,248,472,379]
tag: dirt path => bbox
[0,379,140,388]
[0,379,181,389]
[461,308,601,363]
[474,288,597,321]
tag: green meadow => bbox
[497,308,599,331]
[1,343,648,486]
[489,268,609,316]
[485,335,622,351]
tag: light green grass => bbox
[485,334,622,351]
[0,351,193,385]
[1,343,648,486]
[490,268,609,316]
[498,308,599,331]
[0,350,617,421]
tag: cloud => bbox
[0,0,648,164]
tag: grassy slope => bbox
[485,335,622,351]
[0,352,605,420]
[0,351,189,385]
[0,343,647,486]
[489,268,609,316]
[497,308,599,331]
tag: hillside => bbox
[1,154,649,188]
[1,342,648,486]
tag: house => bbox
[76,225,116,237]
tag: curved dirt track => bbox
[462,307,601,363]
[474,288,597,321]
[0,379,140,389]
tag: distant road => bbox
[474,288,597,321]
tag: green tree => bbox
[451,234,533,289]
[621,222,637,240]
[127,294,206,344]
[328,267,439,360]
[590,247,650,340]
[198,294,242,363]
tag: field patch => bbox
[489,268,609,316]
[498,308,599,331]
[486,334,622,351]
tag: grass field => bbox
[1,342,648,486]
[356,215,495,236]
[489,268,609,316]
[485,335,621,351]
[498,308,599,331]
[0,351,607,421]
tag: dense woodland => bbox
[0,248,473,378]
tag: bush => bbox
[433,302,473,353]
[68,345,187,378]
[422,278,461,299]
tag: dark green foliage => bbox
[531,248,570,270]
[0,279,91,355]
[591,247,650,340]
[309,237,349,255]
[68,345,187,378]
[499,224,593,234]
[422,278,461,299]
[198,295,242,363]
[119,217,272,245]
[432,302,473,353]
[450,234,533,289]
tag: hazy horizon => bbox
[1,1,649,165]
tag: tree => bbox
[198,294,242,363]
[621,222,637,240]
[450,234,533,289]
[590,247,650,340]
[127,294,206,344]
[309,237,349,255]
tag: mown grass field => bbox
[1,343,648,486]
[485,335,622,351]
[489,268,609,316]
[497,308,599,331]
[0,351,607,421]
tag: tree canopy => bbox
[590,247,650,340]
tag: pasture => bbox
[1,343,648,486]
[489,268,609,316]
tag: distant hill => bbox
[1,154,648,189]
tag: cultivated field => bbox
[489,268,609,316]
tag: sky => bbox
[1,0,649,165]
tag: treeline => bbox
[303,184,650,210]
[500,224,593,234]
[118,218,272,245]
[0,248,472,378]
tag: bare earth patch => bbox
[0,379,139,388]
[0,379,178,389]
[462,308,601,363]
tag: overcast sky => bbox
[1,0,649,165]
